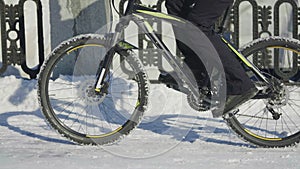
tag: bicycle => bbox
[38,0,300,147]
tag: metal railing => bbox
[0,0,44,78]
[0,0,299,80]
[118,0,300,81]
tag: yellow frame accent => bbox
[221,38,253,68]
[244,129,282,141]
[268,46,300,55]
[144,21,154,33]
[67,44,104,55]
[95,88,101,92]
[136,10,185,23]
[136,100,141,107]
[133,13,154,33]
[87,126,123,138]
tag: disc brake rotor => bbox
[78,80,107,105]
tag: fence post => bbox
[0,0,44,79]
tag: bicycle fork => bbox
[94,32,122,93]
[94,49,114,93]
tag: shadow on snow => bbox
[0,109,253,147]
[0,110,75,145]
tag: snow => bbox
[0,74,300,169]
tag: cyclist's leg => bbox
[187,0,234,29]
[165,0,195,18]
[185,0,258,116]
[165,0,210,89]
[207,32,258,115]
[176,40,211,88]
[186,0,255,95]
[206,32,255,95]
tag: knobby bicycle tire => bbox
[38,34,149,145]
[225,36,300,147]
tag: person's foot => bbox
[158,71,191,94]
[158,71,179,90]
[223,87,258,115]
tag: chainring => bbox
[187,93,210,111]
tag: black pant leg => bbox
[186,0,254,95]
[205,31,255,95]
[165,0,255,94]
[187,0,234,27]
[165,0,195,18]
[166,0,210,88]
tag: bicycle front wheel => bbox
[38,34,149,145]
[225,37,300,147]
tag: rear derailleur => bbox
[265,78,286,120]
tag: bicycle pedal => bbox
[166,83,179,90]
[165,81,190,95]
[159,72,180,89]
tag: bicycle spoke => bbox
[236,99,260,117]
[238,104,266,124]
[281,115,293,135]
[49,87,75,92]
[106,95,138,101]
[103,95,136,113]
[102,102,128,123]
[287,102,300,119]
[110,90,139,94]
[50,96,81,100]
[75,105,89,134]
[265,109,269,138]
[289,100,300,109]
[50,81,78,87]
[279,107,300,131]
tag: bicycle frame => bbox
[96,0,203,99]
[96,0,273,112]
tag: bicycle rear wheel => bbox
[38,34,149,145]
[225,37,300,147]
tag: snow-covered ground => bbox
[0,70,300,169]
